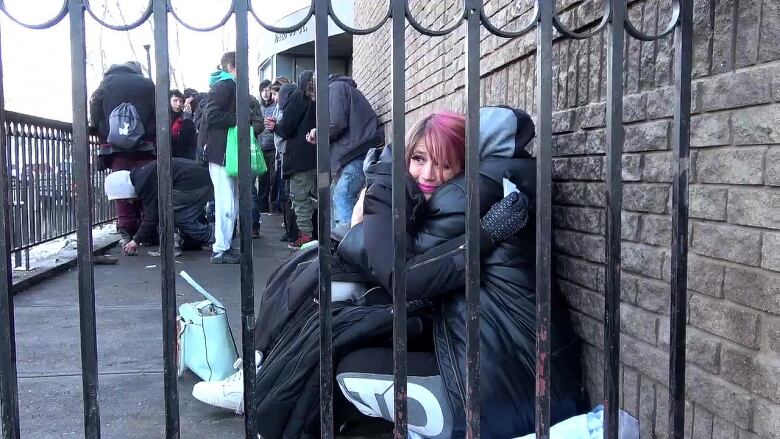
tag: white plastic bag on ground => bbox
[516,405,640,439]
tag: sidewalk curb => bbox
[12,235,121,295]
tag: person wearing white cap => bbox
[104,158,214,256]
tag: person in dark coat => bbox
[103,158,213,256]
[336,108,586,437]
[251,79,277,221]
[169,89,198,160]
[274,71,317,248]
[203,52,241,264]
[89,60,156,244]
[192,107,585,438]
[303,74,385,230]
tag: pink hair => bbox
[405,110,466,178]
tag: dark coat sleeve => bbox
[249,97,265,136]
[179,118,198,160]
[206,81,236,129]
[275,90,309,139]
[88,86,105,136]
[328,82,349,141]
[133,170,159,244]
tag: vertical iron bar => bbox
[234,1,256,437]
[464,0,481,437]
[534,0,553,436]
[604,1,625,437]
[68,0,102,436]
[0,20,21,439]
[314,0,333,436]
[152,0,180,437]
[390,0,407,437]
[668,1,693,437]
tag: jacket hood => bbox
[105,61,144,76]
[328,74,357,88]
[277,83,297,110]
[479,106,535,160]
[208,70,235,86]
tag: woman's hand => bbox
[481,191,531,242]
[305,128,317,144]
[123,239,138,256]
[350,187,367,227]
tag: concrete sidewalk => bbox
[12,215,299,438]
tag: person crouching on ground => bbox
[104,157,214,256]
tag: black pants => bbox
[172,185,213,247]
[333,348,453,439]
[253,149,277,215]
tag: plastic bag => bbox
[225,125,267,177]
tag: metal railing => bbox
[0,1,694,438]
[2,111,114,269]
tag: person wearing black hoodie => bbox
[89,60,156,245]
[203,52,240,264]
[303,74,384,230]
[274,71,317,248]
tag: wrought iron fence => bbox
[0,1,694,438]
[2,110,114,269]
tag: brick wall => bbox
[353,0,779,438]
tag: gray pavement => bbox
[13,214,298,438]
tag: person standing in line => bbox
[169,89,198,160]
[89,60,157,246]
[203,52,241,264]
[304,73,385,230]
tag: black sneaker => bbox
[279,231,291,242]
[210,251,240,264]
[252,224,262,239]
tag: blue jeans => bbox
[331,158,366,230]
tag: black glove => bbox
[481,191,531,242]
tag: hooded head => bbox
[104,171,136,200]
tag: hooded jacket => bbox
[275,74,316,177]
[203,71,236,165]
[327,74,385,173]
[338,107,586,437]
[89,62,156,156]
[251,107,585,438]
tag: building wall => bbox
[352,1,779,438]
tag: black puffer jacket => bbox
[340,107,586,437]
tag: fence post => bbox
[534,0,554,436]
[604,1,626,437]
[669,1,693,437]
[313,0,334,436]
[389,0,408,437]
[67,0,101,436]
[0,18,21,439]
[151,0,180,437]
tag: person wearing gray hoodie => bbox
[303,74,385,230]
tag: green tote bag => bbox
[225,125,267,177]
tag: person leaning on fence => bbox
[169,89,198,160]
[103,157,214,257]
[272,71,317,249]
[89,60,156,247]
[303,73,385,230]
[202,51,241,264]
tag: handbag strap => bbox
[179,270,226,309]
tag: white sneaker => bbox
[191,351,263,415]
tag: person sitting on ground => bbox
[104,157,214,257]
[192,107,585,438]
